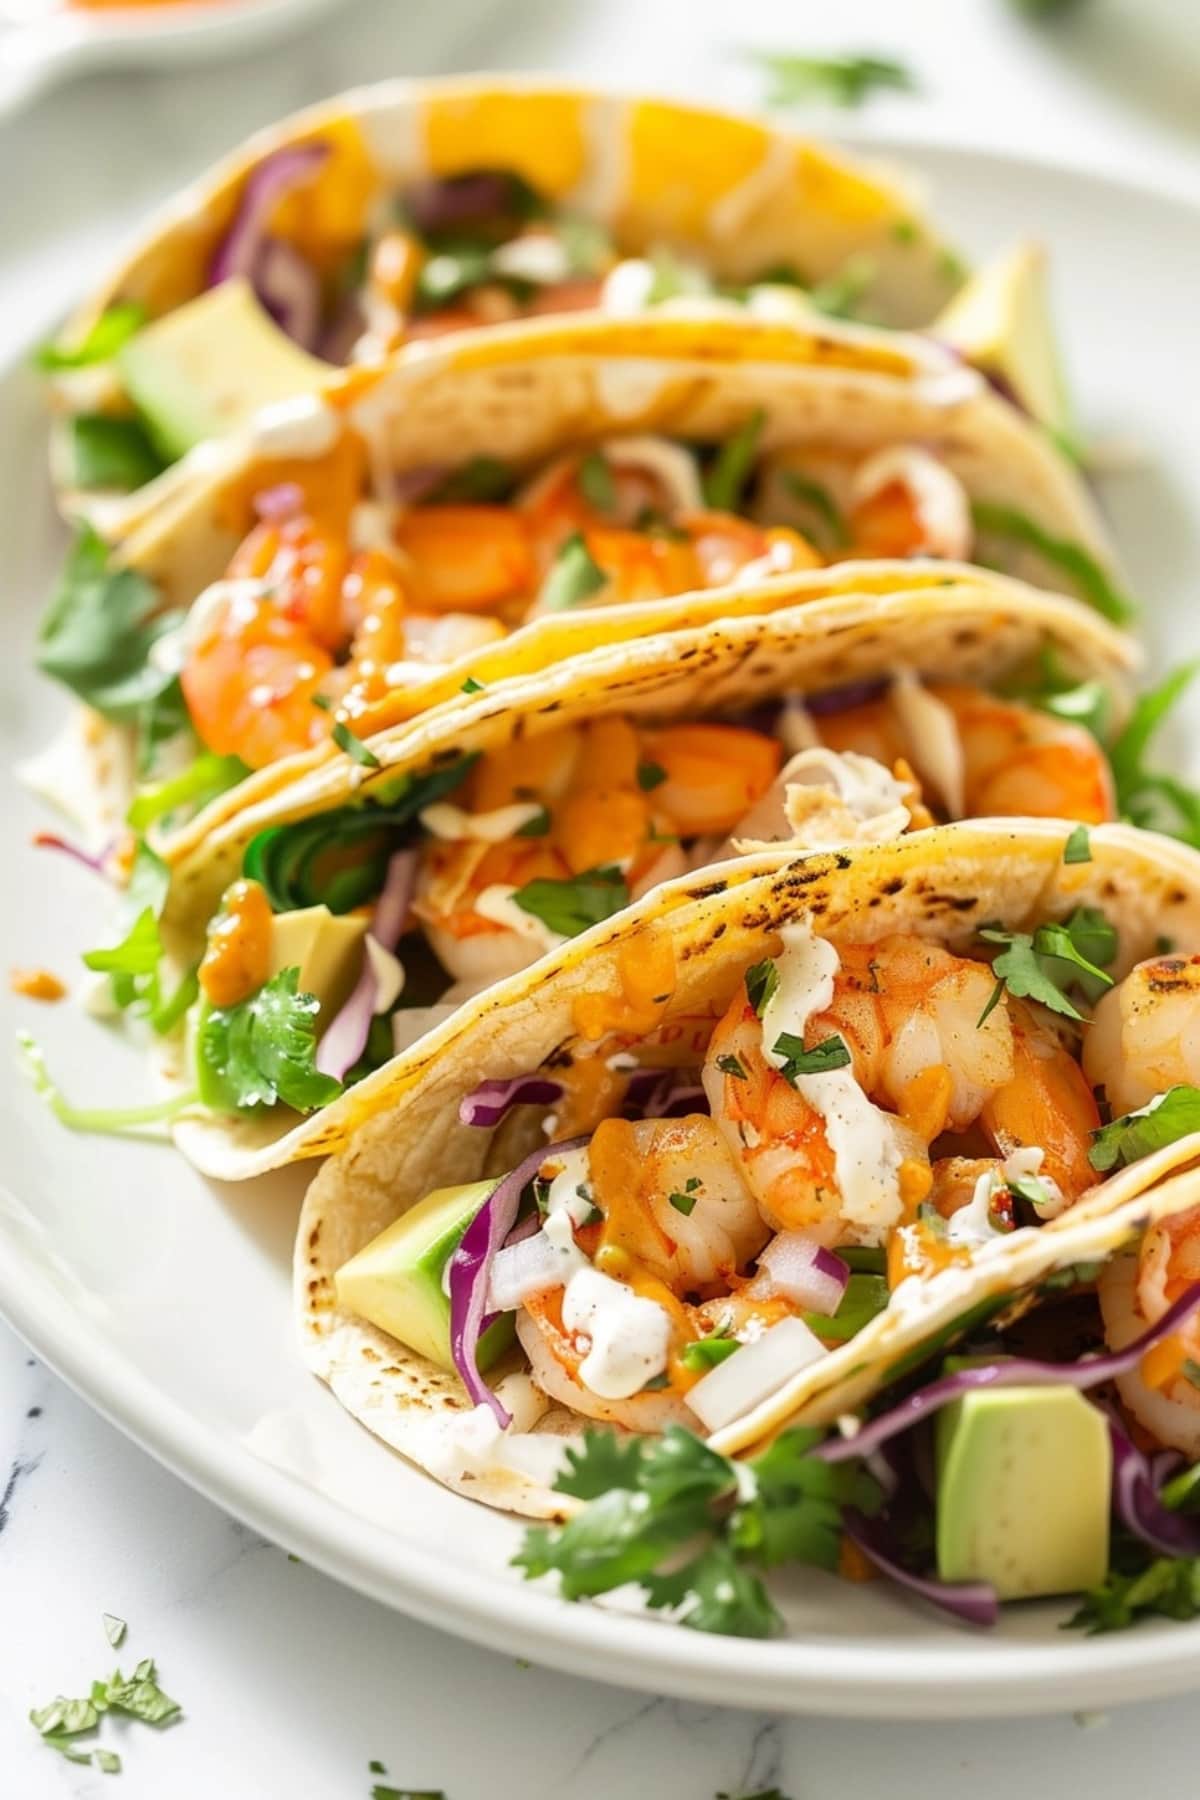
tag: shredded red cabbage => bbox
[402,170,518,237]
[624,1068,708,1120]
[33,832,114,880]
[208,142,329,348]
[843,1509,999,1627]
[315,850,416,1082]
[448,1136,587,1425]
[459,1076,564,1130]
[815,1280,1200,1466]
[1108,1416,1200,1558]
[804,677,891,718]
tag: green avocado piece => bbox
[117,276,331,462]
[935,1386,1111,1600]
[933,241,1076,446]
[334,1180,516,1374]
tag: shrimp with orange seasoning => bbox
[1099,1211,1200,1457]
[412,716,782,986]
[702,933,1101,1250]
[815,679,1115,825]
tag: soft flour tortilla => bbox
[163,576,1138,1178]
[294,819,1200,1514]
[48,74,965,503]
[61,309,1127,849]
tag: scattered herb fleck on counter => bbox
[752,49,916,108]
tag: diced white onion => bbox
[749,1232,849,1315]
[686,1316,828,1432]
[487,1227,583,1312]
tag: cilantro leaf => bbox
[773,1031,852,1080]
[970,501,1134,623]
[716,1053,747,1080]
[103,1658,181,1727]
[554,1430,647,1500]
[515,1424,879,1637]
[1066,1555,1200,1633]
[703,409,764,512]
[70,414,165,492]
[83,907,160,980]
[753,49,915,109]
[196,967,342,1115]
[513,866,629,938]
[807,256,877,321]
[978,905,1116,1023]
[537,531,608,611]
[429,456,515,503]
[744,958,779,1017]
[37,302,146,370]
[38,528,182,722]
[1089,1084,1200,1173]
[102,1615,126,1648]
[1063,823,1092,864]
[637,760,667,792]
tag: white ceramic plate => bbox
[0,0,349,117]
[2,139,1199,1720]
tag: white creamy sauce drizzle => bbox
[731,748,911,854]
[243,393,341,460]
[418,800,545,843]
[542,1144,595,1226]
[561,1266,672,1399]
[363,935,405,1014]
[490,234,573,285]
[760,924,907,1242]
[890,668,966,819]
[599,258,658,315]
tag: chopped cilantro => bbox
[512,866,629,938]
[1063,823,1092,864]
[773,1031,852,1081]
[703,409,764,512]
[1067,1556,1200,1634]
[102,1615,126,1649]
[37,527,183,723]
[744,958,779,1017]
[537,531,607,611]
[637,761,668,791]
[753,49,916,108]
[716,1053,747,1081]
[461,675,485,694]
[807,256,877,321]
[429,456,514,503]
[516,1424,880,1636]
[332,719,382,769]
[578,451,616,512]
[1089,1085,1200,1173]
[29,1649,179,1773]
[1006,1171,1055,1216]
[516,805,551,837]
[669,1188,699,1216]
[196,967,342,1115]
[71,414,166,492]
[37,302,146,371]
[977,906,1116,1024]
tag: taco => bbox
[294,819,1200,1602]
[57,569,1141,1187]
[41,76,969,515]
[35,312,1130,855]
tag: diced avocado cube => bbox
[269,905,368,1033]
[334,1180,515,1374]
[117,276,330,461]
[933,241,1076,445]
[936,1386,1110,1600]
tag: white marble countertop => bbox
[2,1,1200,1793]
